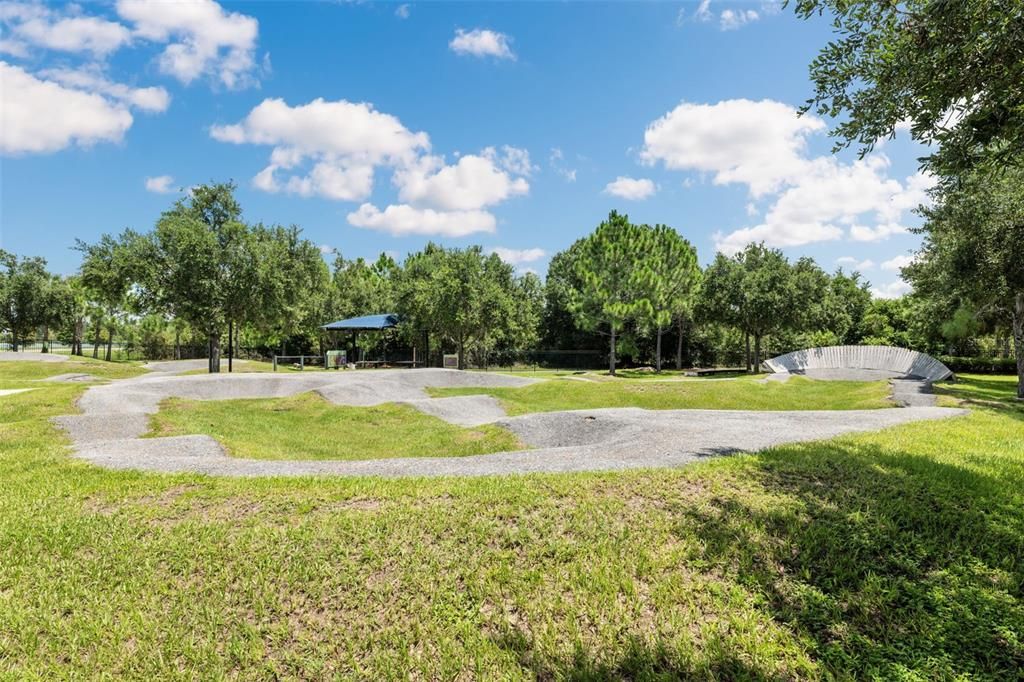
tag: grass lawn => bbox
[0,355,147,387]
[1,363,1021,679]
[431,373,893,415]
[146,392,524,460]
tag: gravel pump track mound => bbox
[52,366,969,478]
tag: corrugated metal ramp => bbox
[764,345,953,382]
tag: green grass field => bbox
[146,392,524,460]
[431,373,892,414]
[1,361,1021,679]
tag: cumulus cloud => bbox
[213,96,530,236]
[212,97,429,201]
[641,99,826,197]
[720,9,759,30]
[881,254,915,271]
[395,152,529,211]
[871,280,912,299]
[489,247,546,265]
[640,98,934,254]
[0,2,131,56]
[449,28,514,59]
[0,61,133,154]
[849,222,909,242]
[604,176,657,200]
[347,203,496,237]
[836,256,874,271]
[144,175,175,193]
[116,0,260,88]
[39,66,170,112]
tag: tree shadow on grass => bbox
[490,627,783,682]
[678,440,1024,680]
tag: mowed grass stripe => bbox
[146,392,525,460]
[430,374,892,414]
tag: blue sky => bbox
[1,0,926,297]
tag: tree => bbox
[796,0,1024,177]
[640,225,700,372]
[700,244,815,372]
[395,244,524,369]
[825,269,873,344]
[76,232,137,361]
[905,165,1024,398]
[566,211,653,375]
[0,250,51,352]
[99,182,327,373]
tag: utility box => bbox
[326,350,347,369]
[442,353,459,369]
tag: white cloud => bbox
[720,9,759,30]
[641,99,826,197]
[449,28,514,60]
[871,280,911,299]
[489,247,546,265]
[715,156,927,253]
[144,175,175,193]
[347,203,496,237]
[836,256,874,270]
[0,3,131,56]
[849,222,908,242]
[394,151,529,211]
[549,147,577,182]
[881,254,914,271]
[395,4,410,19]
[212,96,430,201]
[714,222,842,256]
[641,98,935,254]
[319,244,336,255]
[214,96,529,233]
[0,61,133,154]
[491,145,535,176]
[116,0,260,88]
[694,0,713,22]
[604,176,657,200]
[39,66,170,112]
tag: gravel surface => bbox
[70,405,965,477]
[0,351,67,362]
[53,367,967,478]
[142,359,251,374]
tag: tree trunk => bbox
[105,327,114,362]
[228,319,234,373]
[609,324,617,376]
[754,334,762,374]
[744,332,751,373]
[209,332,221,373]
[1013,292,1023,400]
[656,327,663,373]
[676,319,684,370]
[458,337,465,370]
[93,324,101,358]
[11,336,17,352]
[41,326,49,353]
[174,329,181,360]
[74,318,84,355]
